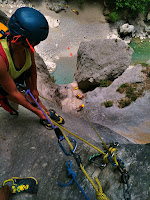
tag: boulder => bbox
[46,0,67,13]
[147,12,150,21]
[75,39,133,91]
[119,23,135,37]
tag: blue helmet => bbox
[8,7,49,44]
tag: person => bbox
[0,177,38,200]
[0,7,65,129]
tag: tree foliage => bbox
[114,0,150,13]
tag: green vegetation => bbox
[115,0,150,14]
[141,64,150,77]
[141,63,149,68]
[105,0,150,20]
[78,0,84,5]
[117,83,143,108]
[117,98,132,108]
[103,100,114,108]
[51,76,56,83]
[109,11,121,22]
[99,80,112,87]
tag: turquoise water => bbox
[51,56,77,85]
[129,38,150,64]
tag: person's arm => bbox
[27,51,49,114]
[28,51,38,97]
[0,56,46,119]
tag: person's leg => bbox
[0,185,12,200]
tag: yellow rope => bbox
[50,118,119,166]
[40,95,118,165]
[41,110,120,200]
[39,94,62,107]
[51,119,106,155]
[59,126,109,200]
[82,111,109,151]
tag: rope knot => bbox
[67,166,77,179]
[94,177,109,200]
[96,191,109,200]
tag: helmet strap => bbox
[11,35,22,44]
[26,38,35,53]
[11,35,35,53]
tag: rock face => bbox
[35,52,62,107]
[75,39,133,91]
[0,10,9,25]
[0,104,150,200]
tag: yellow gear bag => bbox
[0,22,8,39]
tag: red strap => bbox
[0,96,14,114]
[0,43,9,70]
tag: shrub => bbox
[118,98,131,108]
[103,100,113,108]
[115,0,150,14]
[117,82,143,108]
[109,11,121,22]
[99,80,112,87]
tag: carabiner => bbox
[88,153,107,169]
[58,137,77,156]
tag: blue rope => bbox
[108,155,124,167]
[58,161,90,200]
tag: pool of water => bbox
[129,38,150,64]
[51,56,77,85]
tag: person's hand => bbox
[35,109,47,120]
[31,89,39,101]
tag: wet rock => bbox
[75,39,133,91]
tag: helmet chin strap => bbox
[26,38,35,53]
[11,35,35,53]
[11,35,22,44]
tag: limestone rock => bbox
[147,12,150,21]
[0,10,9,25]
[0,107,149,200]
[35,52,62,107]
[120,23,135,36]
[75,39,133,91]
[46,0,67,13]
